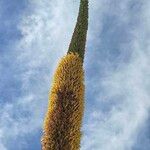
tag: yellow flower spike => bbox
[41,0,88,149]
[41,53,85,150]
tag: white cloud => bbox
[0,0,81,149]
[82,0,150,150]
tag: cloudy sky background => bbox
[0,0,150,149]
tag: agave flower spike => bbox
[41,0,88,149]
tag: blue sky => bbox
[0,0,150,150]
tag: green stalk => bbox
[67,0,88,62]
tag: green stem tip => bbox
[67,0,89,62]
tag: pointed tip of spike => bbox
[67,0,88,62]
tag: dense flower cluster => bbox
[41,53,84,150]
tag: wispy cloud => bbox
[82,0,150,150]
[0,0,80,149]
